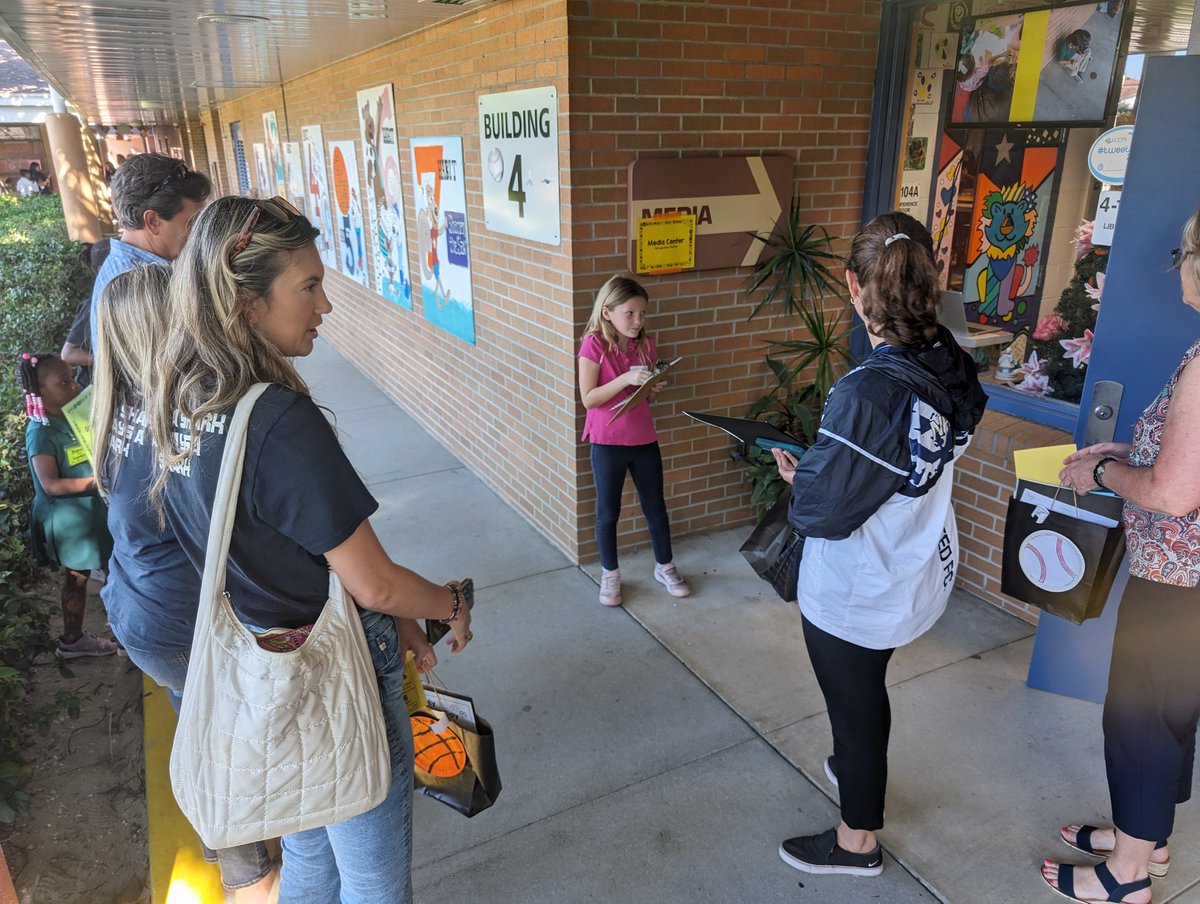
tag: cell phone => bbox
[425,577,475,645]
[754,437,806,458]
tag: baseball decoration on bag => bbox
[1019,529,1085,592]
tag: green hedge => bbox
[0,194,89,822]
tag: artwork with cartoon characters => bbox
[252,143,270,199]
[328,140,369,287]
[357,84,412,309]
[411,137,474,344]
[300,125,338,270]
[961,128,1063,332]
[930,133,965,291]
[262,111,286,196]
[283,142,305,211]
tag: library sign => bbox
[478,86,560,245]
[627,156,792,273]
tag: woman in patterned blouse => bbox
[1044,209,1200,904]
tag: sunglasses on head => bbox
[228,196,304,263]
[1171,248,1190,271]
[150,161,190,196]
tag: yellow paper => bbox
[635,214,695,273]
[62,385,94,466]
[1012,443,1077,486]
[400,651,429,714]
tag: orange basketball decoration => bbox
[411,713,467,777]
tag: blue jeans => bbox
[277,609,414,904]
[120,639,275,890]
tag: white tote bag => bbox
[170,384,392,850]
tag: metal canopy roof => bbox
[0,0,496,126]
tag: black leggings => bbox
[802,615,896,831]
[590,442,672,571]
[1104,576,1200,842]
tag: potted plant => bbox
[742,200,856,512]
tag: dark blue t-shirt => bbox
[103,386,377,640]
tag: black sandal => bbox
[1061,825,1169,878]
[1044,861,1152,904]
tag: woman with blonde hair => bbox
[92,263,278,902]
[99,196,472,902]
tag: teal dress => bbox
[25,416,112,571]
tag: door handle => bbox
[1082,380,1123,446]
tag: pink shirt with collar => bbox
[579,332,659,446]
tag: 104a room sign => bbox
[478,86,560,246]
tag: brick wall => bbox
[953,410,1072,624]
[212,1,581,557]
[566,0,883,562]
[203,0,1058,624]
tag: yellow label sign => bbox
[401,651,430,714]
[635,214,696,274]
[65,444,89,467]
[62,385,93,466]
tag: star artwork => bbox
[994,133,1014,166]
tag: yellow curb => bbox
[143,675,226,903]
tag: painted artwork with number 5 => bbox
[411,136,474,344]
[478,86,560,245]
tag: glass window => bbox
[889,0,1192,420]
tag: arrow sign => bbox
[627,156,792,272]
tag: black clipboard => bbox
[608,357,683,424]
[684,411,806,457]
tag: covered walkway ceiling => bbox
[0,0,496,126]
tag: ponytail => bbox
[17,353,49,424]
[847,212,940,348]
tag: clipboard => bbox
[608,357,683,424]
[684,411,806,457]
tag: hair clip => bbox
[884,233,910,247]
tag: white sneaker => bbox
[599,569,623,607]
[654,563,691,597]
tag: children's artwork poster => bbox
[328,140,369,287]
[960,127,1063,332]
[282,142,304,211]
[912,69,940,105]
[262,111,286,196]
[252,143,270,198]
[903,137,929,171]
[931,35,955,69]
[478,86,561,245]
[411,136,475,345]
[951,5,1125,126]
[300,125,338,271]
[357,84,412,309]
[930,132,965,291]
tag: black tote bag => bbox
[413,714,502,817]
[740,487,804,603]
[1000,495,1125,624]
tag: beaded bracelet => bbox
[438,581,463,624]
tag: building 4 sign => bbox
[478,86,560,246]
[626,156,791,272]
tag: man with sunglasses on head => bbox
[89,154,211,353]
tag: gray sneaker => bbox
[56,632,120,659]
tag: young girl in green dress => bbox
[19,353,118,658]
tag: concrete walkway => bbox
[299,340,1200,904]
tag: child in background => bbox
[19,353,117,658]
[578,274,691,607]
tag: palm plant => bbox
[743,200,857,512]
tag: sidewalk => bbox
[294,340,1200,904]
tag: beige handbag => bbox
[170,383,392,850]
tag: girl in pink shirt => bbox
[578,275,691,607]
